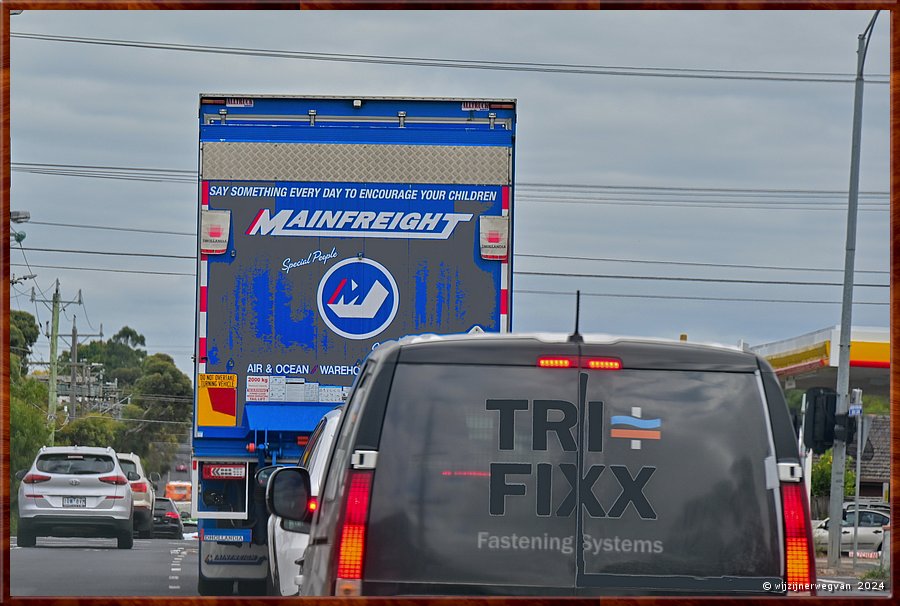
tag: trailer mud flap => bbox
[200,539,268,580]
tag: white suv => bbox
[16,445,135,549]
[117,452,160,539]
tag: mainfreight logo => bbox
[245,208,473,240]
[317,258,398,340]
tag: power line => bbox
[13,162,890,200]
[15,245,888,278]
[517,253,889,275]
[10,262,195,277]
[515,270,889,288]
[10,31,890,84]
[515,289,888,306]
[18,247,193,260]
[28,220,194,237]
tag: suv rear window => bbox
[119,459,138,475]
[364,363,780,591]
[36,453,116,475]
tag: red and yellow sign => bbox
[197,374,238,427]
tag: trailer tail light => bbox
[99,474,129,485]
[538,356,622,369]
[22,473,51,484]
[334,470,373,596]
[781,482,816,594]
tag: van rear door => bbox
[363,355,582,595]
[576,354,783,594]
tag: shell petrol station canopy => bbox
[751,325,889,398]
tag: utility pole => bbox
[31,280,82,445]
[827,10,880,569]
[66,316,102,420]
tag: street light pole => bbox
[827,10,880,570]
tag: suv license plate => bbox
[63,497,87,508]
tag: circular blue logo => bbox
[317,257,399,340]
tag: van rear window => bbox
[365,363,781,592]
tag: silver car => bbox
[813,508,890,553]
[16,445,135,549]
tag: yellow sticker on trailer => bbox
[197,374,238,426]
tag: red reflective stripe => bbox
[202,181,209,208]
[850,360,890,368]
[500,289,508,315]
[198,337,207,359]
[199,287,207,313]
[502,186,510,211]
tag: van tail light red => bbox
[780,482,816,594]
[538,356,622,369]
[583,357,622,370]
[99,474,129,485]
[22,473,51,484]
[131,481,148,493]
[334,469,373,596]
[538,356,576,368]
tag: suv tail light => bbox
[165,511,180,520]
[22,473,51,484]
[780,482,816,594]
[131,481,148,493]
[334,469,373,596]
[99,474,129,485]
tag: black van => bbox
[268,333,816,596]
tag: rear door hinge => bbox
[350,450,378,470]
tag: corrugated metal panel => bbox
[201,142,511,184]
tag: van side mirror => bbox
[266,467,313,523]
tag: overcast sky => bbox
[7,9,891,380]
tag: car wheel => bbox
[117,530,134,549]
[198,576,233,596]
[17,524,36,548]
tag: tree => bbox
[811,449,856,497]
[116,353,193,475]
[64,325,148,389]
[10,364,51,533]
[10,310,40,375]
[56,416,124,449]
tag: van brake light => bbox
[781,482,816,594]
[538,356,622,369]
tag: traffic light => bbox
[803,387,836,454]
